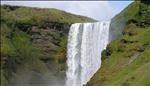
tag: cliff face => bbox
[0,5,96,86]
[109,1,150,41]
[109,2,140,41]
[87,1,150,86]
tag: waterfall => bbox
[66,21,110,86]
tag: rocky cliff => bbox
[109,1,140,41]
[0,5,96,86]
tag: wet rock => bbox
[106,46,112,56]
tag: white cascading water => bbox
[66,21,110,86]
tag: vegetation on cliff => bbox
[0,5,95,86]
[87,1,150,86]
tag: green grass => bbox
[1,24,40,61]
[1,24,15,56]
[1,5,96,27]
[87,25,150,86]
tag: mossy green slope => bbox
[1,5,96,25]
[0,5,95,86]
[87,1,150,86]
[87,24,150,86]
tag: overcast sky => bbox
[1,1,133,21]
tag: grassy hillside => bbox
[1,5,95,24]
[87,1,150,86]
[0,5,95,86]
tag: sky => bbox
[1,1,133,21]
